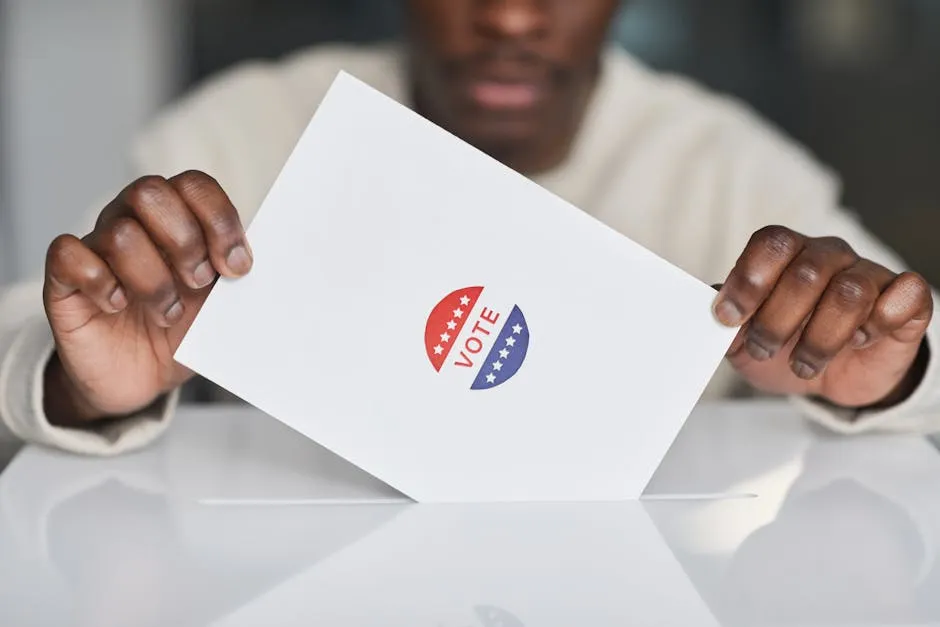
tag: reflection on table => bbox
[1,401,938,626]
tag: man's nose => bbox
[475,0,548,40]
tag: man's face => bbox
[404,0,621,171]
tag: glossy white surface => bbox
[1,401,939,626]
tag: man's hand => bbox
[42,171,252,426]
[714,226,933,409]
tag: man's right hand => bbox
[42,171,252,426]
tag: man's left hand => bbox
[714,226,933,409]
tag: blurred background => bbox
[1,0,939,286]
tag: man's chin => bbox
[459,122,542,163]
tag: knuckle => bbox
[151,282,180,307]
[46,235,86,280]
[737,267,771,294]
[754,225,801,258]
[207,212,240,239]
[171,170,241,239]
[898,272,931,303]
[47,234,77,266]
[791,261,823,287]
[78,264,112,294]
[124,175,169,210]
[171,224,207,257]
[868,302,892,327]
[175,169,216,189]
[748,322,785,349]
[106,217,143,252]
[794,334,834,361]
[815,236,856,260]
[134,272,177,305]
[173,170,220,203]
[830,274,876,306]
[795,344,832,365]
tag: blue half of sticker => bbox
[471,305,529,390]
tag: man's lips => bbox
[466,80,543,110]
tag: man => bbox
[0,0,938,456]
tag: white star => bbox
[492,361,503,371]
[453,308,464,319]
[512,324,523,334]
[440,332,451,343]
[505,336,516,347]
[499,348,510,359]
[446,320,457,331]
[486,373,496,384]
[459,295,471,306]
[433,345,444,355]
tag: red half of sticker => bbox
[424,286,484,372]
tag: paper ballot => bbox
[174,71,737,503]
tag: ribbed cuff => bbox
[0,315,179,456]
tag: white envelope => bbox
[174,71,737,503]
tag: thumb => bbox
[711,281,746,356]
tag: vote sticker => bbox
[424,286,530,389]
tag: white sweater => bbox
[2,43,940,456]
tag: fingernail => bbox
[852,329,869,348]
[109,287,127,311]
[792,359,818,380]
[226,244,253,275]
[193,260,216,288]
[715,299,744,326]
[746,339,772,361]
[164,300,184,324]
